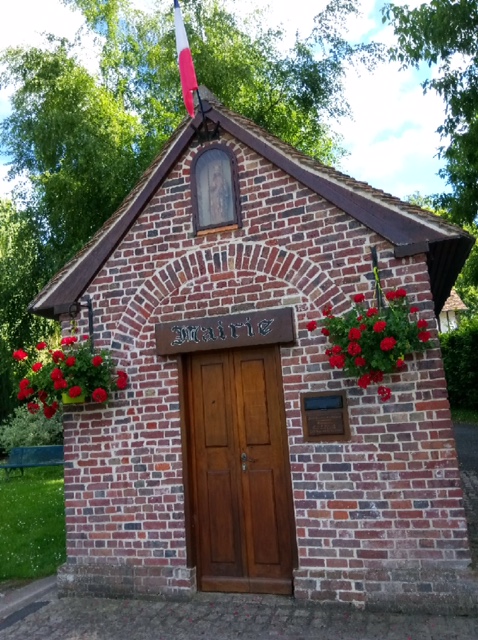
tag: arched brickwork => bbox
[111,241,346,351]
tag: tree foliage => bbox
[0,40,147,271]
[0,199,53,420]
[440,315,478,409]
[383,0,478,225]
[0,405,63,455]
[1,0,382,269]
[0,0,382,418]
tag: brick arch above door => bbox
[110,241,351,351]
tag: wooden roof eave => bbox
[427,234,474,315]
[28,113,205,319]
[203,106,454,247]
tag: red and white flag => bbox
[174,0,198,118]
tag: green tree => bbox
[383,0,478,225]
[1,0,382,269]
[0,40,146,272]
[0,199,53,420]
[0,0,382,417]
[440,315,478,409]
[62,0,382,162]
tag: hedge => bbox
[440,316,478,409]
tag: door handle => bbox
[240,452,257,463]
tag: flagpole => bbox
[174,0,198,118]
[195,88,205,120]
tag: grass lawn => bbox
[0,466,66,580]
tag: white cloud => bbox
[335,53,448,198]
[0,0,84,49]
[0,0,450,203]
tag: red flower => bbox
[68,386,83,398]
[380,336,397,351]
[410,306,419,313]
[36,342,48,350]
[370,370,384,383]
[52,350,66,363]
[417,319,428,329]
[92,355,103,367]
[19,378,31,390]
[396,358,405,368]
[38,390,48,403]
[66,356,76,367]
[378,386,392,402]
[329,354,346,369]
[92,388,108,403]
[50,368,64,381]
[395,288,407,298]
[306,320,318,332]
[418,331,431,343]
[358,373,372,389]
[322,304,333,317]
[54,379,68,390]
[27,402,40,415]
[321,327,330,336]
[32,362,43,372]
[13,349,28,361]
[332,345,342,354]
[347,342,362,356]
[116,376,128,390]
[17,388,34,400]
[366,307,379,317]
[360,323,367,331]
[61,336,78,346]
[354,356,366,367]
[385,291,397,301]
[373,321,387,333]
[354,293,365,303]
[348,327,362,341]
[43,402,59,419]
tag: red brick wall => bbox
[59,133,472,607]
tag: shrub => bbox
[0,405,63,454]
[440,316,478,409]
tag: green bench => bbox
[0,445,64,479]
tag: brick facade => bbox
[56,131,477,611]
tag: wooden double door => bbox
[185,346,296,595]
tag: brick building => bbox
[30,91,477,611]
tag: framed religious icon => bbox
[191,144,241,233]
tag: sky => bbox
[0,0,447,203]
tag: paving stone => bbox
[2,594,477,640]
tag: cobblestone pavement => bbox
[1,592,478,640]
[1,431,477,639]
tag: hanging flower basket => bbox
[13,335,128,418]
[61,392,87,405]
[306,288,433,401]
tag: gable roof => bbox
[441,288,468,312]
[29,90,475,319]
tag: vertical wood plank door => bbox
[186,346,296,595]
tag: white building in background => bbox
[438,288,468,333]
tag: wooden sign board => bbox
[155,308,294,355]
